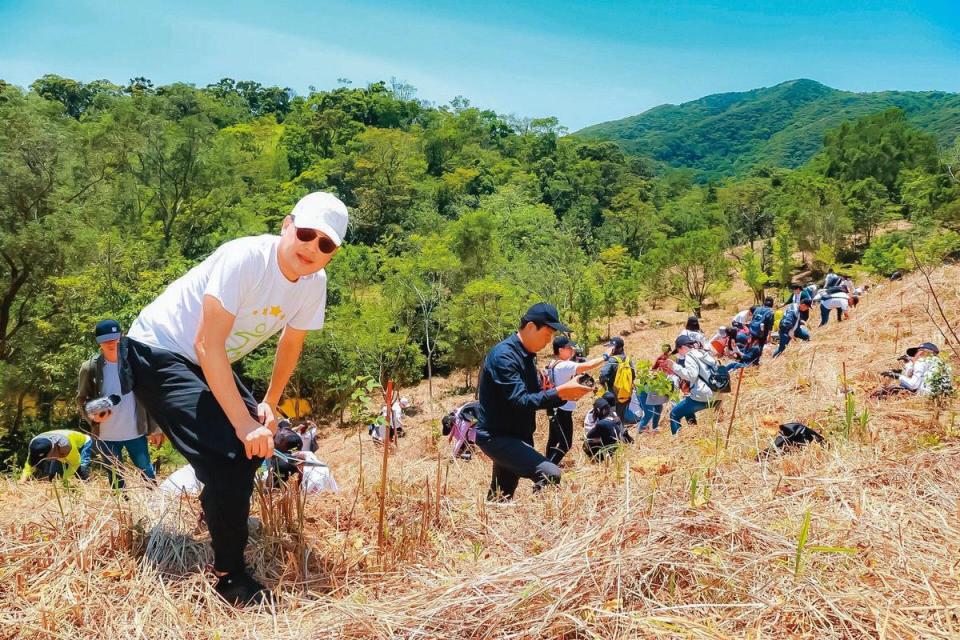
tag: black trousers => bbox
[545,409,574,465]
[126,340,261,575]
[477,433,561,501]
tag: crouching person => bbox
[664,335,718,435]
[21,430,93,483]
[475,303,592,502]
[583,398,629,461]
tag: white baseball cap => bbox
[290,192,349,246]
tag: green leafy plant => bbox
[633,359,680,401]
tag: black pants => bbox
[614,400,630,424]
[545,409,574,465]
[126,340,261,575]
[477,433,561,501]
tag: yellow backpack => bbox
[612,356,634,403]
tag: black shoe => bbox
[215,571,271,606]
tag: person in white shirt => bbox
[818,291,850,326]
[663,335,717,435]
[544,336,607,464]
[899,343,949,395]
[77,319,161,488]
[124,191,347,606]
[371,397,411,442]
[731,307,756,331]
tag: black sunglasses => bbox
[294,227,338,253]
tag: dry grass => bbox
[1,266,958,639]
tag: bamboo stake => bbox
[377,380,394,559]
[724,367,746,450]
[434,449,442,522]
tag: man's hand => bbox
[92,409,112,423]
[258,402,278,434]
[236,417,275,459]
[148,432,165,447]
[555,379,593,401]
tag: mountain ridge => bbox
[575,79,960,179]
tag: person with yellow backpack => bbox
[598,337,635,423]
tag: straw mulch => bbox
[1,265,958,639]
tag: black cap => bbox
[602,391,616,405]
[273,427,303,453]
[27,437,54,467]
[906,342,940,358]
[671,334,698,354]
[95,319,122,344]
[593,397,610,413]
[790,283,802,290]
[522,302,570,333]
[607,336,624,348]
[553,335,573,353]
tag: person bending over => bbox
[124,192,347,605]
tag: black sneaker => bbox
[214,572,272,606]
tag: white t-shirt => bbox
[732,310,751,326]
[820,294,849,311]
[129,235,327,363]
[98,361,140,441]
[546,359,579,411]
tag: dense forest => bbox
[577,79,960,179]
[1,74,959,463]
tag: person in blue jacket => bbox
[772,301,811,358]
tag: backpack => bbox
[758,423,825,459]
[539,360,559,391]
[749,307,773,339]
[443,402,480,460]
[612,356,635,403]
[693,353,731,393]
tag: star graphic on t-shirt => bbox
[270,306,283,317]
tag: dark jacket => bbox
[475,334,564,441]
[750,306,775,341]
[778,303,804,336]
[738,344,762,366]
[76,340,158,438]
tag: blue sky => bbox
[1,0,959,130]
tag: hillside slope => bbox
[1,266,958,638]
[576,79,960,179]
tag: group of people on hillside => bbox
[462,267,882,500]
[18,192,950,610]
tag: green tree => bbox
[443,278,524,389]
[340,127,427,242]
[382,237,458,398]
[822,108,938,194]
[771,225,796,289]
[740,249,769,304]
[843,177,890,245]
[717,177,773,250]
[646,229,731,317]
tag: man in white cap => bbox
[124,191,347,605]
